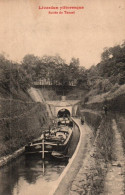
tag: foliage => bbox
[99,42,125,85]
[0,55,31,98]
[86,41,125,97]
[0,40,125,99]
[22,54,88,90]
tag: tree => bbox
[98,42,125,86]
[22,54,40,67]
[77,67,88,89]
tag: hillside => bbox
[0,56,51,157]
[80,84,125,113]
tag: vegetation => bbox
[77,42,125,195]
[0,40,125,159]
[0,55,32,102]
[115,113,125,154]
[80,84,125,114]
[96,115,115,162]
[90,114,116,195]
[19,41,125,101]
[80,111,115,195]
[81,111,102,135]
[81,41,124,104]
[1,41,124,100]
[21,54,88,91]
[0,102,49,157]
[0,55,50,158]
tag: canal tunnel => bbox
[57,108,70,118]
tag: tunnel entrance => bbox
[57,109,70,118]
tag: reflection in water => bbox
[0,155,67,195]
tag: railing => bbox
[33,80,76,87]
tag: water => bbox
[0,155,67,195]
[0,123,80,195]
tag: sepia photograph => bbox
[0,0,125,195]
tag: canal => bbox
[0,155,67,195]
[0,123,80,195]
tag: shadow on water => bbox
[0,154,67,195]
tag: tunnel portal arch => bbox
[56,105,72,117]
[57,108,70,118]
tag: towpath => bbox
[103,119,125,195]
[51,118,93,195]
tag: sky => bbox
[0,0,125,68]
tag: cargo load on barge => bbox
[25,118,73,158]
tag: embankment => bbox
[82,94,125,113]
[69,111,116,195]
[80,110,102,135]
[81,85,125,113]
[53,111,105,195]
[74,88,125,195]
[0,98,50,158]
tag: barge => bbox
[25,124,73,158]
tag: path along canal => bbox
[0,123,80,195]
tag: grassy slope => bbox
[78,85,125,194]
[80,84,125,113]
[80,111,115,195]
[88,84,125,104]
[81,84,125,157]
[114,113,125,154]
[91,115,115,195]
[0,87,50,157]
